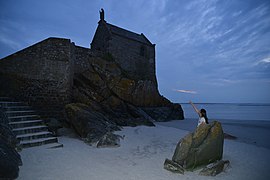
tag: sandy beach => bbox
[17,119,270,180]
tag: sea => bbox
[180,103,270,121]
[161,103,270,149]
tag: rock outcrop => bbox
[142,103,184,122]
[164,121,224,174]
[96,132,123,148]
[199,160,230,176]
[71,54,183,125]
[46,118,62,136]
[65,103,120,145]
[164,158,185,174]
[0,108,22,179]
[65,53,184,146]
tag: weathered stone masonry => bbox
[0,38,75,119]
[0,10,184,122]
[0,37,161,120]
[91,17,156,81]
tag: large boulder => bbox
[0,109,22,179]
[65,103,120,145]
[199,160,230,176]
[46,118,62,136]
[164,158,184,174]
[0,139,22,179]
[166,121,224,171]
[96,132,123,148]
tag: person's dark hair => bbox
[200,109,209,124]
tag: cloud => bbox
[232,10,242,17]
[0,35,22,50]
[259,57,270,63]
[174,89,198,94]
[205,78,243,86]
[151,0,270,90]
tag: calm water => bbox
[181,103,270,121]
[159,103,270,149]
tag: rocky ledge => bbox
[65,54,184,147]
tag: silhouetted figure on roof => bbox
[100,8,105,21]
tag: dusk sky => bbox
[1,0,270,103]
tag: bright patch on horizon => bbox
[256,57,270,66]
[174,89,197,94]
[260,57,270,63]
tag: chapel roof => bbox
[98,8,153,46]
[105,23,153,45]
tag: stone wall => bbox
[74,46,103,74]
[0,38,74,119]
[108,34,156,81]
[91,22,111,52]
[0,36,184,121]
[91,22,156,82]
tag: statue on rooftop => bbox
[100,8,105,21]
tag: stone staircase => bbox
[0,97,63,148]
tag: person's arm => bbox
[189,101,200,115]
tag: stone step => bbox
[9,119,44,129]
[0,97,12,101]
[12,125,48,135]
[17,131,53,141]
[8,115,40,122]
[41,142,64,149]
[5,110,37,117]
[2,106,32,111]
[1,97,62,148]
[0,101,25,107]
[20,137,58,148]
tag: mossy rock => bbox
[65,103,120,139]
[172,121,224,170]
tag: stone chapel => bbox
[91,9,156,80]
[0,9,183,121]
